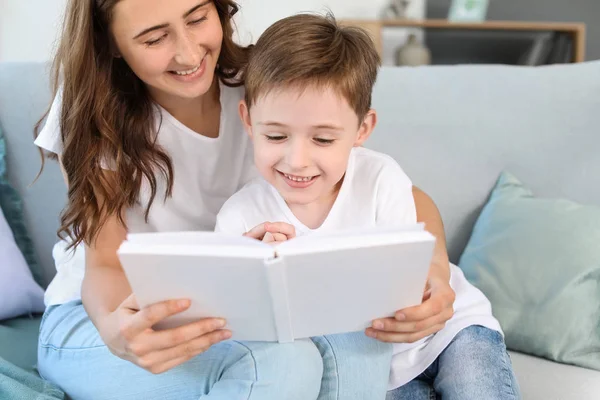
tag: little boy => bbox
[216,13,521,400]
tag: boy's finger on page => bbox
[133,299,191,332]
[262,232,275,242]
[271,232,287,242]
[152,318,227,349]
[244,223,269,240]
[265,222,296,237]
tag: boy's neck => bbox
[287,179,343,230]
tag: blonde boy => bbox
[217,13,520,400]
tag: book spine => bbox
[265,257,294,343]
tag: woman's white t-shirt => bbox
[34,82,258,307]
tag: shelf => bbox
[340,19,586,63]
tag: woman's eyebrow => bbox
[183,1,211,18]
[133,1,211,40]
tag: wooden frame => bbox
[340,19,586,63]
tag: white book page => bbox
[120,231,273,259]
[281,230,435,339]
[275,224,429,257]
[119,232,279,341]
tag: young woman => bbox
[34,1,456,399]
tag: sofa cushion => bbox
[0,127,43,286]
[0,62,67,288]
[0,315,42,373]
[0,203,45,320]
[509,351,600,400]
[459,171,600,371]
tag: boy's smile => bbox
[278,171,319,189]
[240,85,376,224]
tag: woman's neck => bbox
[150,78,221,138]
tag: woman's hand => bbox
[366,274,455,343]
[98,294,231,374]
[244,222,296,244]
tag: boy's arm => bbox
[368,162,456,343]
[413,186,450,283]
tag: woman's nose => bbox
[173,32,201,67]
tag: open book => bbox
[117,224,435,342]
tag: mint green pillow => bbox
[459,171,600,371]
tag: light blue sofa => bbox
[1,61,599,399]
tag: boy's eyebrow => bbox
[133,1,211,39]
[258,122,344,132]
[312,124,344,132]
[258,121,288,128]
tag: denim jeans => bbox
[387,325,521,400]
[38,300,392,400]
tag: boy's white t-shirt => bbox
[35,82,258,307]
[215,146,502,390]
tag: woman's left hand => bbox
[366,275,455,343]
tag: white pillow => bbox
[0,205,45,320]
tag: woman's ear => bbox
[354,109,377,147]
[238,100,253,139]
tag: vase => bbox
[395,34,431,66]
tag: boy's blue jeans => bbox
[38,300,392,400]
[387,325,521,400]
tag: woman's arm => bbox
[56,156,132,321]
[58,159,230,373]
[367,186,456,343]
[81,210,132,325]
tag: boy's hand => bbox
[244,222,296,244]
[366,275,455,343]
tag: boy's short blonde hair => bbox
[244,13,381,122]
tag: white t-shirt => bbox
[215,146,502,390]
[35,81,258,307]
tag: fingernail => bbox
[178,300,190,308]
[215,319,226,328]
[366,329,376,338]
[373,320,384,330]
[396,313,406,321]
[221,330,232,340]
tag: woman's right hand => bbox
[98,294,231,374]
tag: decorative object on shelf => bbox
[339,19,586,64]
[448,0,489,22]
[381,0,413,19]
[395,34,431,66]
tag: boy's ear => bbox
[354,109,377,147]
[238,100,253,138]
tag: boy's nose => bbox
[285,142,310,170]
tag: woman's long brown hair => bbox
[34,0,250,249]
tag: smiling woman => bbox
[32,0,329,399]
[113,0,224,102]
